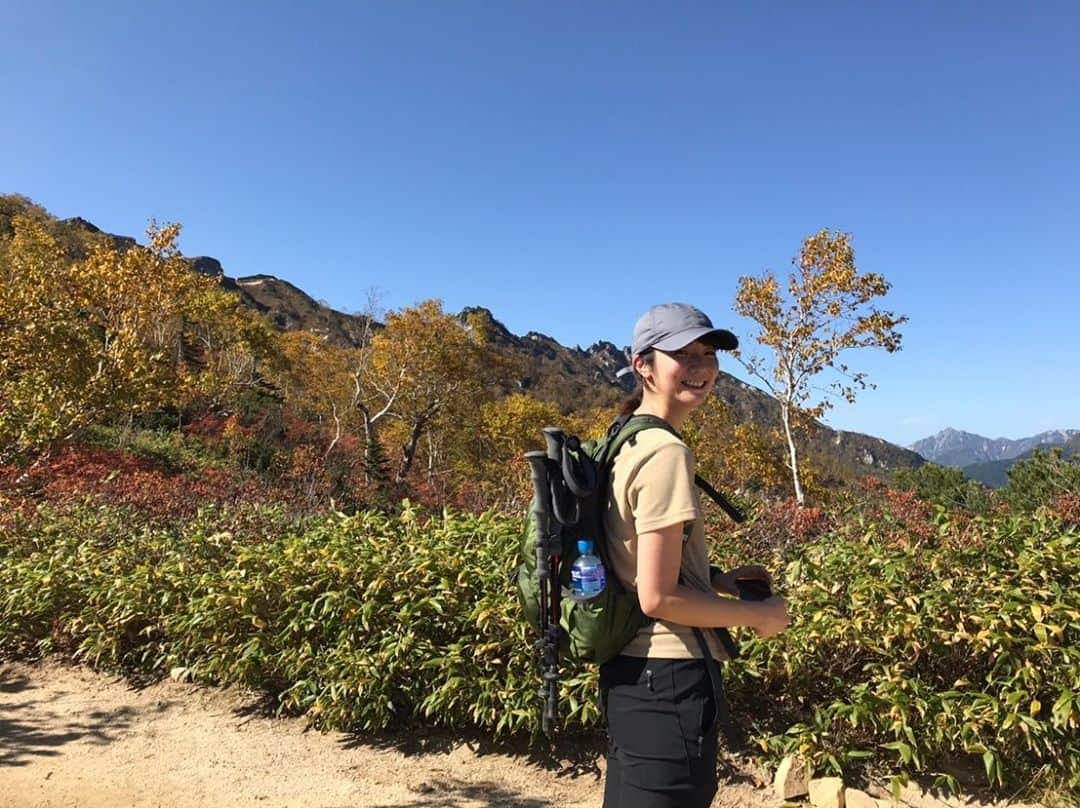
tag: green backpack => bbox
[516,415,660,668]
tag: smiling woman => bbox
[598,302,791,808]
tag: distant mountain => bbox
[910,427,1080,468]
[2,193,926,482]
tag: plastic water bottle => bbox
[571,539,606,602]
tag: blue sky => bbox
[4,2,1078,447]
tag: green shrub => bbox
[1003,449,1080,512]
[2,497,1077,795]
[84,424,228,473]
[0,500,597,737]
[724,509,1080,793]
[892,464,990,514]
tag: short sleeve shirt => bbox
[603,427,727,660]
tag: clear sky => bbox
[4,2,1078,447]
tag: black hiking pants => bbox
[600,655,718,808]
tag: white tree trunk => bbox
[780,400,805,506]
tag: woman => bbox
[601,302,791,808]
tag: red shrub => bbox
[844,479,939,548]
[858,475,888,494]
[183,411,232,442]
[3,445,269,519]
[881,489,937,545]
[1052,492,1080,528]
[731,499,833,557]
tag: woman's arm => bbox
[636,524,789,637]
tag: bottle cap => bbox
[577,539,593,554]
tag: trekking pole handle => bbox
[542,427,565,461]
[526,452,556,575]
[542,427,598,499]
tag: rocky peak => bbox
[190,256,224,278]
[61,216,102,233]
[458,306,519,347]
[911,427,1080,467]
[60,216,137,252]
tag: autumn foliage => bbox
[0,445,265,519]
[0,213,275,461]
[734,230,907,504]
[3,198,1080,802]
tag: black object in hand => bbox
[735,578,772,601]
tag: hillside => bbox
[1,194,923,480]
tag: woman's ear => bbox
[633,354,653,388]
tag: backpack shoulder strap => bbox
[694,474,746,524]
[600,413,678,465]
[602,413,746,524]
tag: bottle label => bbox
[571,558,606,601]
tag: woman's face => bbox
[637,339,719,411]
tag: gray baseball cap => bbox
[631,302,738,357]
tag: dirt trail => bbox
[1,659,777,807]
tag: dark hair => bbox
[617,350,654,415]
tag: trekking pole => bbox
[525,450,560,734]
[525,429,594,734]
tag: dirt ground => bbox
[1,658,780,807]
[0,659,1052,808]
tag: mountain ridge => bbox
[910,427,1080,468]
[1,195,925,481]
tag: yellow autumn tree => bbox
[682,397,792,498]
[733,229,907,504]
[181,286,280,410]
[275,332,359,455]
[0,215,268,459]
[367,300,493,483]
[462,393,570,508]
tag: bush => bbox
[892,464,990,514]
[84,424,228,472]
[1,445,269,520]
[2,497,1078,795]
[0,501,578,737]
[1053,492,1080,529]
[725,508,1080,793]
[713,498,832,562]
[1003,449,1080,512]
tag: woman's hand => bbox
[711,564,771,598]
[751,596,790,638]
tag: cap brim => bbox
[652,327,738,352]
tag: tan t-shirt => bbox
[603,427,727,660]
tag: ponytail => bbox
[618,387,643,416]
[617,349,653,415]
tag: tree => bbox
[892,463,990,513]
[270,287,388,487]
[682,397,794,499]
[463,393,568,508]
[272,296,495,498]
[733,229,907,504]
[1002,449,1080,512]
[0,216,252,460]
[275,331,357,457]
[366,300,492,483]
[180,287,280,411]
